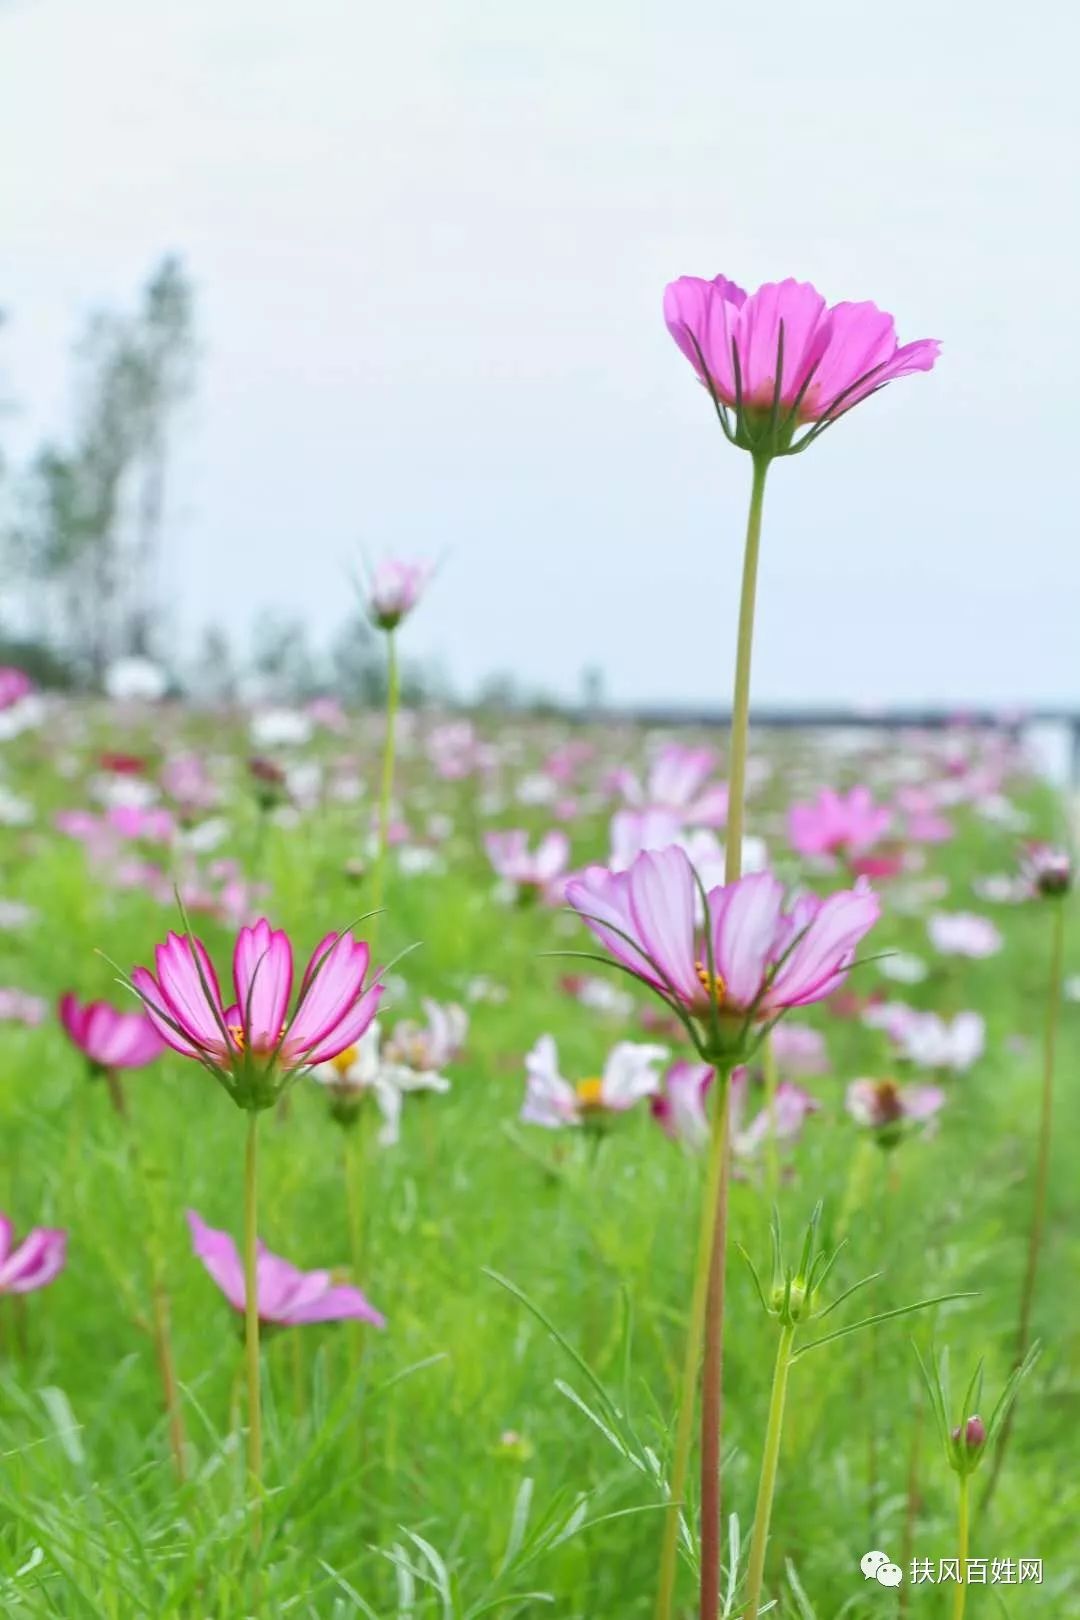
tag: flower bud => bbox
[951,1414,986,1453]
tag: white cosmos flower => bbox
[521,1035,667,1129]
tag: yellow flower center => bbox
[695,961,728,1005]
[331,1045,358,1075]
[575,1077,606,1110]
[228,1023,246,1051]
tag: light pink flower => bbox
[368,559,432,630]
[664,274,939,455]
[59,993,166,1069]
[0,988,47,1026]
[485,829,569,903]
[187,1211,384,1327]
[846,1077,945,1136]
[618,745,728,826]
[0,1216,67,1295]
[788,787,891,861]
[131,917,383,1106]
[731,1069,820,1160]
[651,1060,715,1152]
[565,847,880,1060]
[769,1022,828,1077]
[927,911,1003,958]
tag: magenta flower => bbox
[0,1215,67,1295]
[788,786,892,862]
[59,992,166,1070]
[664,274,939,457]
[1022,843,1072,899]
[187,1211,384,1327]
[130,917,383,1109]
[367,559,432,630]
[566,846,880,1062]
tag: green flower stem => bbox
[370,628,400,933]
[653,1071,731,1620]
[742,1321,796,1619]
[982,896,1066,1510]
[953,1474,970,1620]
[243,1110,263,1547]
[723,454,769,889]
[701,451,770,1620]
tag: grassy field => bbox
[0,699,1075,1617]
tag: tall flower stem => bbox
[982,897,1066,1510]
[742,1322,796,1619]
[370,628,400,930]
[653,1072,731,1620]
[723,454,769,882]
[243,1111,263,1548]
[701,450,770,1620]
[952,1474,970,1620]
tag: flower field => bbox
[0,686,1075,1616]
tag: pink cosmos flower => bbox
[187,1211,384,1327]
[0,667,33,711]
[846,1076,945,1138]
[731,1069,820,1161]
[565,847,880,1061]
[617,745,728,826]
[59,993,166,1069]
[770,1022,828,1077]
[485,829,569,904]
[131,917,383,1108]
[927,911,1003,958]
[788,787,892,862]
[651,1062,819,1161]
[368,559,432,630]
[383,999,467,1071]
[0,1216,67,1295]
[663,274,939,456]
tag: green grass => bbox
[0,705,1075,1616]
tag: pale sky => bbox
[2,0,1078,707]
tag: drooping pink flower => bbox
[566,847,880,1061]
[485,829,569,904]
[367,559,432,630]
[59,993,166,1069]
[788,787,892,862]
[130,917,383,1108]
[187,1211,384,1326]
[0,1216,67,1295]
[846,1076,945,1139]
[663,274,939,456]
[1022,843,1072,899]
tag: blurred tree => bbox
[7,257,196,685]
[251,610,322,700]
[188,622,237,703]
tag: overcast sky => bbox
[2,0,1077,707]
